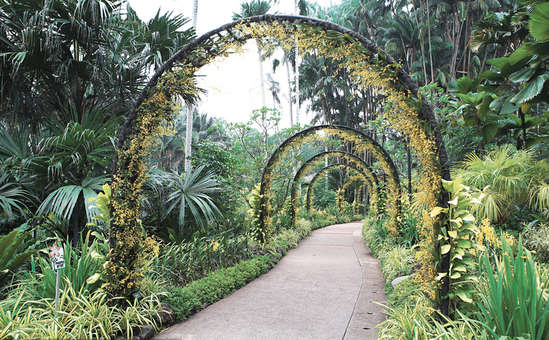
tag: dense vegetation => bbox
[0,0,548,338]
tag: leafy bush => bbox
[163,255,274,321]
[378,245,414,283]
[379,303,488,340]
[0,229,34,285]
[24,232,106,299]
[454,146,549,226]
[522,221,549,263]
[268,218,312,258]
[154,231,252,286]
[477,237,549,339]
[362,215,391,257]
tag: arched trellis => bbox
[305,163,369,213]
[111,14,452,313]
[290,150,382,225]
[260,125,402,238]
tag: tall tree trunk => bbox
[192,0,198,29]
[414,3,428,85]
[427,0,435,83]
[184,104,193,174]
[257,42,266,108]
[285,61,294,126]
[71,198,82,247]
[185,0,199,175]
[294,0,300,124]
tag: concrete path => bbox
[154,222,386,340]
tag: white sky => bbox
[128,0,341,127]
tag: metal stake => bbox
[55,268,60,310]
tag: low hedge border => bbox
[152,215,359,338]
[159,218,319,325]
[162,255,275,321]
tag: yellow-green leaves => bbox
[430,206,446,218]
[435,178,487,313]
[441,244,451,255]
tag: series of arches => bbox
[112,14,453,313]
[290,150,380,225]
[304,163,373,214]
[260,124,402,238]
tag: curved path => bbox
[154,222,386,340]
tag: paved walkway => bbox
[154,222,386,340]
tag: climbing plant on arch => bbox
[261,125,401,239]
[305,163,369,213]
[290,150,383,225]
[110,14,451,312]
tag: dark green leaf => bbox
[510,74,549,104]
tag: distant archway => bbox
[305,163,372,214]
[260,125,401,239]
[290,150,382,224]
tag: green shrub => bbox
[378,246,414,283]
[477,237,549,339]
[387,277,424,310]
[522,221,549,263]
[0,229,34,285]
[23,233,105,299]
[154,231,252,286]
[379,296,488,340]
[362,216,392,257]
[163,256,274,321]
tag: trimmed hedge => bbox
[162,218,315,322]
[163,255,274,320]
[161,215,357,324]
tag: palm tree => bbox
[454,145,549,224]
[232,0,271,108]
[162,166,222,233]
[35,120,115,244]
[0,173,32,226]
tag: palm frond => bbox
[165,166,222,232]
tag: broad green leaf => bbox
[509,67,535,83]
[450,272,462,279]
[453,265,467,272]
[430,206,446,218]
[481,70,503,82]
[457,240,473,249]
[435,272,447,280]
[456,76,475,93]
[500,97,520,115]
[462,214,475,223]
[441,244,451,254]
[482,123,499,142]
[86,273,101,284]
[456,290,473,303]
[529,2,549,41]
[510,74,549,104]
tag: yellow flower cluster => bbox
[476,218,499,248]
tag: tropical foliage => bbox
[0,0,548,338]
